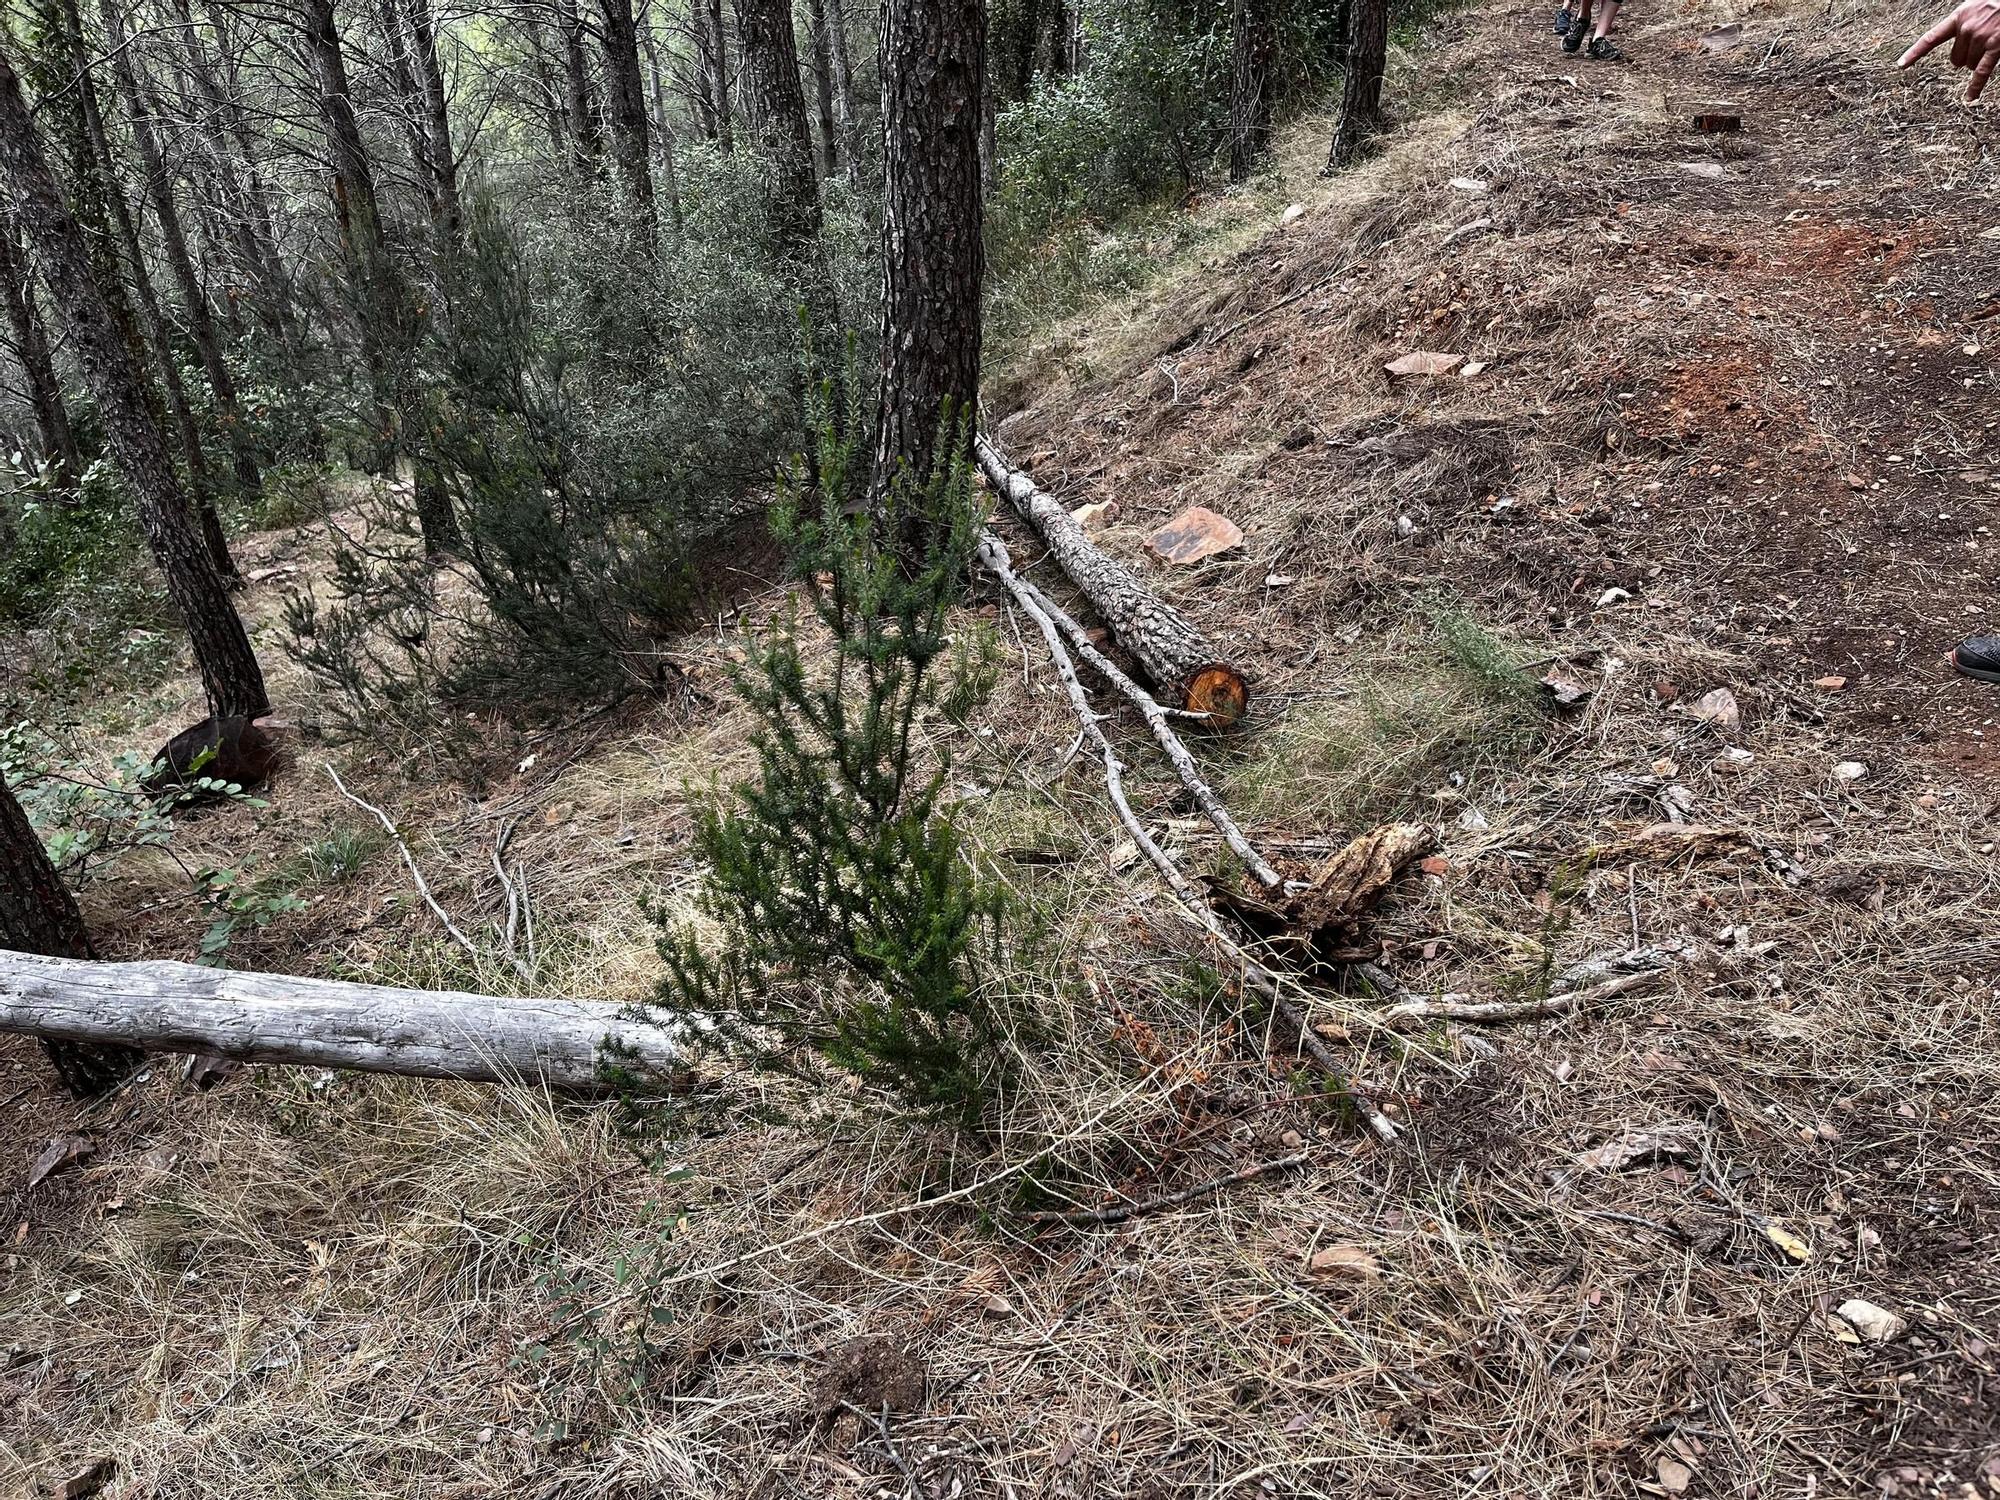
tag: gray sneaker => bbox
[1562,16,1588,50]
[1587,33,1626,59]
[1554,4,1573,33]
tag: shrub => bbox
[644,386,1015,1126]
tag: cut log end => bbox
[1183,665,1250,729]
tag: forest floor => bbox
[7,0,2000,1495]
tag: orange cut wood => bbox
[1183,665,1249,729]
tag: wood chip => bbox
[1146,506,1243,564]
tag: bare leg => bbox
[1594,0,1621,37]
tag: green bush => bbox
[644,386,1015,1126]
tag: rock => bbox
[1395,514,1417,540]
[1815,674,1849,692]
[1678,161,1726,180]
[1833,760,1869,782]
[1147,506,1243,564]
[1688,687,1741,732]
[1836,1298,1907,1343]
[1596,586,1633,608]
[1448,176,1490,194]
[1070,499,1119,530]
[1462,359,1488,377]
[1383,350,1465,382]
[1698,21,1744,49]
[1657,1457,1694,1494]
[1280,202,1306,225]
[1540,669,1591,710]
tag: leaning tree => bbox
[0,40,270,722]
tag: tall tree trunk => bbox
[168,0,299,344]
[638,10,684,226]
[1227,0,1275,183]
[0,43,270,719]
[0,778,141,1097]
[555,0,604,171]
[382,0,463,253]
[61,0,238,583]
[0,214,79,487]
[822,0,855,168]
[805,0,838,178]
[694,0,733,149]
[596,0,657,223]
[1325,0,1386,172]
[301,0,458,554]
[522,9,573,158]
[101,0,262,499]
[869,0,986,545]
[732,0,821,241]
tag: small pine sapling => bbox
[645,380,1014,1125]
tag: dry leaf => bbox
[1764,1222,1812,1263]
[1575,1120,1705,1173]
[981,1292,1017,1317]
[1657,1456,1694,1494]
[1306,1244,1384,1279]
[1383,351,1465,381]
[1147,506,1243,565]
[26,1134,93,1191]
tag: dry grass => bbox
[8,0,2000,1494]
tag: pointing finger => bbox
[1900,12,1960,65]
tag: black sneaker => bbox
[1951,635,2000,683]
[1587,34,1626,59]
[1563,16,1588,51]
[1554,4,1573,33]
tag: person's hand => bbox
[1900,0,2000,99]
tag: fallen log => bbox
[974,435,1250,728]
[0,949,695,1089]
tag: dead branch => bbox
[1019,1150,1311,1228]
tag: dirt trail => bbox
[1535,4,2000,772]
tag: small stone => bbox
[1836,1298,1907,1343]
[1832,760,1869,782]
[1815,675,1848,692]
[1146,506,1243,564]
[1596,586,1633,608]
[1688,686,1742,732]
[1281,202,1306,225]
[1070,499,1119,530]
[1461,359,1488,377]
[1448,176,1490,194]
[1678,160,1726,180]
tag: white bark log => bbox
[0,949,693,1088]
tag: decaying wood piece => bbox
[976,532,1400,1144]
[974,435,1249,728]
[1376,953,1671,1028]
[0,949,695,1088]
[1288,823,1436,937]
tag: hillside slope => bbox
[6,1,2000,1496]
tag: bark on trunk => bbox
[64,0,238,584]
[1228,0,1275,183]
[869,0,985,543]
[0,214,79,486]
[0,948,694,1089]
[1325,0,1387,172]
[974,436,1248,726]
[597,0,658,221]
[0,782,141,1096]
[805,0,838,178]
[101,0,262,499]
[302,0,459,554]
[555,0,604,170]
[822,0,855,167]
[638,14,684,226]
[732,0,822,247]
[695,0,733,149]
[0,43,268,720]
